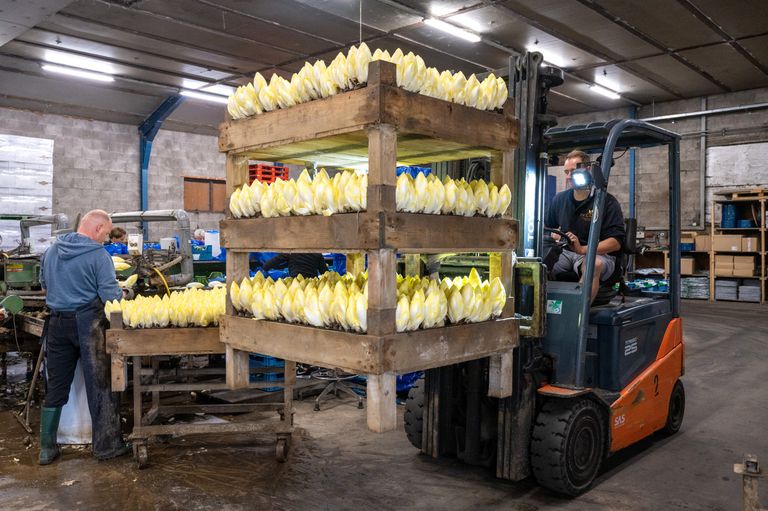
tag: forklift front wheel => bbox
[662,380,685,436]
[531,398,606,496]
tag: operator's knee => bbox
[594,258,604,279]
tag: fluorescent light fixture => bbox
[180,90,229,104]
[423,18,481,42]
[589,84,621,100]
[42,64,114,82]
[43,50,116,74]
[594,74,621,93]
[199,84,235,97]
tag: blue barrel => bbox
[721,203,737,229]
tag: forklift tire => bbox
[662,380,685,436]
[403,376,425,451]
[531,398,606,496]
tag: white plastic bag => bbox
[57,361,92,444]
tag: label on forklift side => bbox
[624,337,639,356]
[546,299,563,315]
[6,264,23,273]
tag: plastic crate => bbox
[248,163,289,184]
[249,354,284,391]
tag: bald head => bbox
[78,210,113,243]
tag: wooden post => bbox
[225,250,250,389]
[111,356,127,392]
[367,123,397,213]
[283,360,296,424]
[226,153,249,195]
[366,249,396,336]
[367,373,397,432]
[488,149,515,398]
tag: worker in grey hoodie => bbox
[39,209,129,464]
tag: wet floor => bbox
[0,301,766,510]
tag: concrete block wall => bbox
[0,106,225,240]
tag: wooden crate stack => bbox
[218,61,521,432]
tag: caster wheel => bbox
[357,400,364,409]
[156,435,172,444]
[276,438,289,462]
[134,444,149,469]
[314,403,320,412]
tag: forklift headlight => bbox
[571,169,592,189]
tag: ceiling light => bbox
[423,18,481,43]
[42,64,114,82]
[43,50,116,74]
[180,90,229,104]
[198,84,235,97]
[589,84,621,100]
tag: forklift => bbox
[403,53,685,496]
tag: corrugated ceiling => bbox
[0,0,766,134]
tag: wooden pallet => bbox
[219,60,520,433]
[714,187,768,200]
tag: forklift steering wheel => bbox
[544,227,571,249]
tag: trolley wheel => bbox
[134,443,149,469]
[314,402,321,412]
[276,438,289,462]
[357,399,364,409]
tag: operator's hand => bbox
[566,232,586,255]
[550,232,561,241]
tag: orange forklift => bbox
[403,53,685,496]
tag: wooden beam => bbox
[367,123,397,212]
[219,315,519,375]
[488,350,514,398]
[220,212,518,253]
[226,343,250,390]
[226,153,249,196]
[366,373,397,433]
[367,249,397,337]
[111,355,127,392]
[106,327,222,356]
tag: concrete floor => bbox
[0,300,766,510]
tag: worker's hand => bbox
[0,308,5,321]
[566,232,586,255]
[121,288,135,300]
[550,232,561,241]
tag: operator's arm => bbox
[95,250,122,303]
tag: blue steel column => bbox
[138,95,185,237]
[628,106,638,218]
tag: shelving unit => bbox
[709,188,767,304]
[218,60,521,433]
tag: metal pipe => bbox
[699,97,707,230]
[628,106,637,219]
[642,102,768,122]
[109,209,193,287]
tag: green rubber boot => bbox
[38,407,62,465]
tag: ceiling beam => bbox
[674,0,768,78]
[491,2,684,99]
[0,0,76,46]
[573,0,731,92]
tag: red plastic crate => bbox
[248,163,288,184]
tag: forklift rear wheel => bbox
[662,380,685,435]
[403,376,425,451]
[531,398,606,496]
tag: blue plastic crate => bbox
[680,243,695,252]
[249,354,284,391]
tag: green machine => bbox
[0,214,70,294]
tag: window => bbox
[183,177,226,213]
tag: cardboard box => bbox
[681,232,696,244]
[742,237,759,252]
[733,268,755,277]
[715,267,733,276]
[734,256,754,266]
[715,255,734,266]
[681,257,696,275]
[713,234,742,252]
[695,235,711,252]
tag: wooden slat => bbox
[226,343,250,390]
[380,86,517,153]
[106,327,222,356]
[226,154,249,195]
[220,212,518,253]
[219,315,519,375]
[219,86,379,154]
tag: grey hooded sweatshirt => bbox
[41,232,122,311]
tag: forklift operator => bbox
[545,150,626,302]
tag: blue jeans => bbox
[44,299,125,458]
